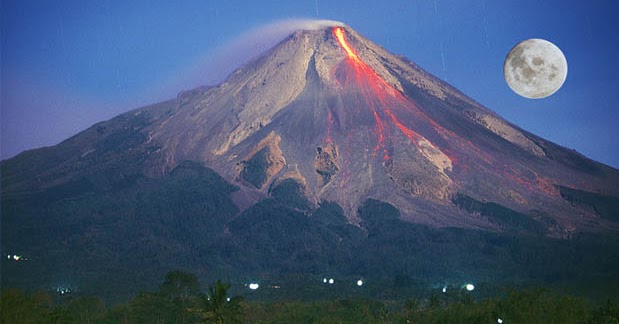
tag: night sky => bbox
[2,0,618,168]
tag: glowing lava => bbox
[334,27,359,61]
[330,27,556,196]
[333,27,394,160]
[332,27,446,163]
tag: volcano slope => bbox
[2,26,619,300]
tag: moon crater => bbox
[504,39,567,99]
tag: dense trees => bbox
[0,271,243,323]
[201,280,244,323]
[0,289,54,323]
[5,161,619,302]
[2,272,619,323]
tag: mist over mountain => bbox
[2,25,618,301]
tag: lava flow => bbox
[332,26,451,164]
[331,27,557,196]
[334,27,359,61]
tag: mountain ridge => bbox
[2,25,619,300]
[3,26,618,233]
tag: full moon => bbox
[504,38,567,99]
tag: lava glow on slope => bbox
[330,27,558,196]
[332,27,448,163]
[334,27,359,61]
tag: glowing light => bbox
[332,26,393,160]
[323,278,328,283]
[12,255,22,261]
[226,297,231,302]
[333,27,359,60]
[7,255,11,259]
[356,279,363,286]
[497,318,503,323]
[328,278,334,284]
[465,284,475,291]
[442,286,447,293]
[330,25,503,179]
[249,283,259,290]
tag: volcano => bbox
[136,26,617,233]
[2,25,619,299]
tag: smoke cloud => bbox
[161,19,345,95]
[200,19,345,84]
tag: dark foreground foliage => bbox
[2,271,619,323]
[4,161,619,302]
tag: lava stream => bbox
[331,27,557,196]
[333,27,446,162]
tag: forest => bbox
[4,163,619,322]
[2,270,619,323]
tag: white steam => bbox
[203,19,344,82]
[162,19,345,94]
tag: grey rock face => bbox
[4,26,618,235]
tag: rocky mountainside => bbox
[2,25,619,300]
[5,26,617,233]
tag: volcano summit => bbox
[140,26,617,233]
[2,25,619,299]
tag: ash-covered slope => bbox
[3,26,619,235]
[143,26,618,234]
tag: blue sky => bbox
[2,0,618,168]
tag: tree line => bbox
[2,270,619,323]
[1,271,242,323]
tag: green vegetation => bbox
[3,161,619,303]
[452,193,547,234]
[2,271,619,323]
[202,280,244,323]
[557,185,619,222]
[240,147,270,188]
